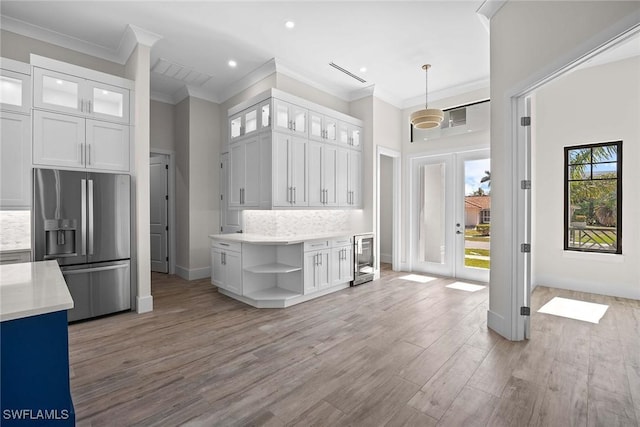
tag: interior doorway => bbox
[410,149,490,282]
[512,27,640,340]
[149,150,176,275]
[376,147,401,271]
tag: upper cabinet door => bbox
[259,100,271,130]
[0,69,31,114]
[33,68,84,115]
[350,127,362,149]
[273,99,307,136]
[0,112,31,207]
[324,116,338,144]
[86,81,129,124]
[309,112,323,142]
[33,110,85,169]
[85,120,130,171]
[229,113,243,141]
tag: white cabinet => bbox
[1,59,31,114]
[33,110,130,172]
[304,249,331,294]
[339,122,362,150]
[211,241,242,295]
[308,141,338,207]
[0,112,31,208]
[273,132,307,207]
[229,135,261,208]
[331,242,353,286]
[309,111,338,144]
[337,148,361,207]
[226,90,362,210]
[274,99,307,136]
[33,68,130,124]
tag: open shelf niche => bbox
[242,243,304,300]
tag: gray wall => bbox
[1,30,126,77]
[150,100,175,153]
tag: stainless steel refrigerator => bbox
[33,168,131,322]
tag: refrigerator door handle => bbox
[80,178,87,256]
[62,263,129,275]
[88,179,94,255]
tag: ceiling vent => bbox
[329,62,366,83]
[152,58,212,87]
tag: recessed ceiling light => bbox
[56,79,63,85]
[360,67,367,73]
[228,60,237,68]
[285,21,295,29]
[102,90,109,95]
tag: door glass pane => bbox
[419,163,446,264]
[230,117,241,138]
[310,115,322,137]
[276,103,289,128]
[326,122,336,140]
[351,129,360,147]
[463,158,491,270]
[0,76,22,106]
[42,75,78,109]
[245,109,257,133]
[93,87,124,118]
[261,104,270,127]
[294,110,306,132]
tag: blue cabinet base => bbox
[1,310,75,426]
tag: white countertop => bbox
[209,232,362,245]
[0,261,74,322]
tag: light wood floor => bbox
[68,266,640,426]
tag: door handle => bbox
[80,179,87,256]
[88,179,94,255]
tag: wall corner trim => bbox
[119,24,163,64]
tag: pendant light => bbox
[410,64,444,129]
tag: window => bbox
[564,141,622,254]
[480,209,490,224]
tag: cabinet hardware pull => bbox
[88,100,92,114]
[87,144,91,165]
[293,187,296,203]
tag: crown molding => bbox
[1,15,123,63]
[274,58,355,101]
[217,58,278,103]
[2,16,162,65]
[476,0,508,22]
[150,91,176,105]
[118,24,162,63]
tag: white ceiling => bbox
[1,1,492,107]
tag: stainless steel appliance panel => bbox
[87,172,130,263]
[33,168,86,266]
[61,260,130,322]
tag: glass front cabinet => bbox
[33,68,129,124]
[0,61,31,114]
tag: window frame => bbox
[563,140,622,254]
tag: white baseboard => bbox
[175,265,211,281]
[136,295,153,313]
[380,253,392,264]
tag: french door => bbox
[411,149,490,282]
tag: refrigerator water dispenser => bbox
[44,219,77,258]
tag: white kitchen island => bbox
[209,233,354,308]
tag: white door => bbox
[411,150,490,282]
[220,153,243,233]
[150,155,168,273]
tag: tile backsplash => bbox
[243,210,350,237]
[0,210,31,251]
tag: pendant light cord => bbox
[425,67,428,109]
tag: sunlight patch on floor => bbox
[537,297,609,324]
[399,274,437,283]
[446,282,486,292]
